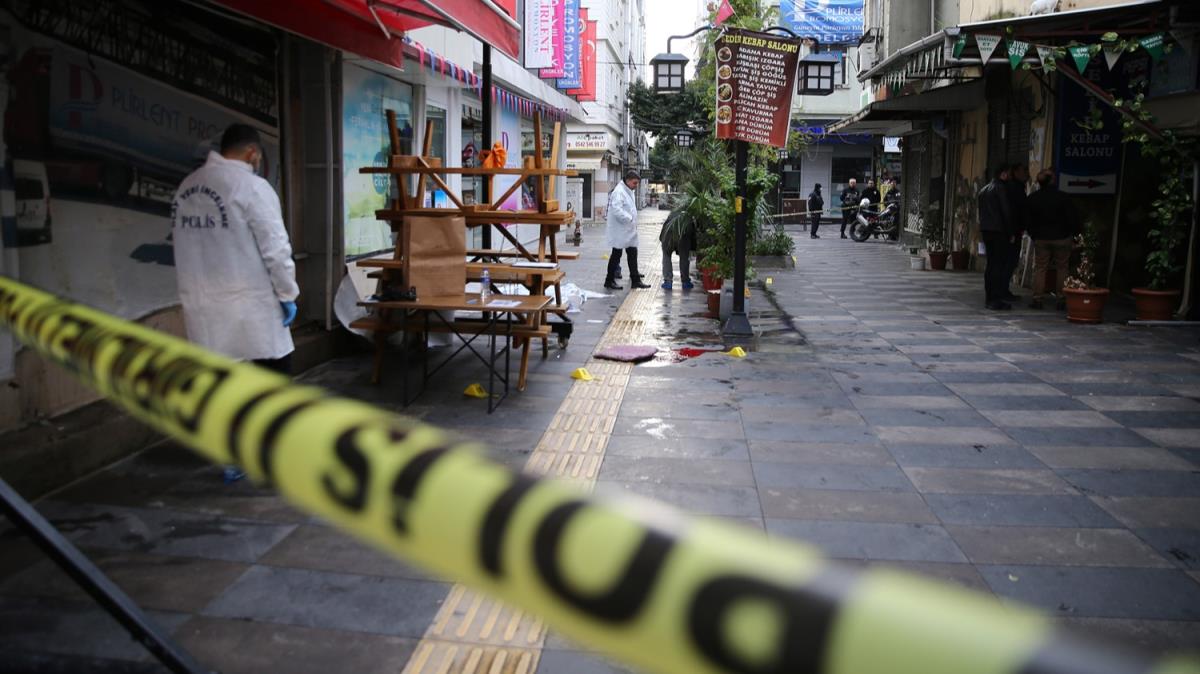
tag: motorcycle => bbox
[849,197,901,242]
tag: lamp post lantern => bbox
[799,52,839,96]
[675,129,694,148]
[650,52,689,94]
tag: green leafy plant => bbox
[921,203,946,252]
[749,229,795,256]
[1063,219,1101,289]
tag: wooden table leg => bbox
[370,309,392,385]
[518,337,531,392]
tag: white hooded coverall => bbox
[605,180,638,249]
[172,151,299,361]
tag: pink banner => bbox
[539,0,567,78]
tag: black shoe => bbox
[615,270,623,279]
[603,281,623,290]
[986,301,1012,311]
[630,279,651,289]
[840,233,847,239]
[1002,292,1019,301]
[810,234,819,239]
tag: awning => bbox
[859,0,1166,83]
[828,80,985,135]
[210,0,520,69]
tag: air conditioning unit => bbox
[858,28,881,72]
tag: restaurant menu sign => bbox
[714,29,802,148]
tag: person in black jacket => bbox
[1001,164,1030,300]
[860,179,881,212]
[840,178,860,238]
[1026,169,1082,309]
[978,167,1015,310]
[808,183,824,238]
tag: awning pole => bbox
[482,44,493,249]
[1106,142,1127,291]
[1178,159,1199,318]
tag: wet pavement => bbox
[3,212,1200,673]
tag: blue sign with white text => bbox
[556,0,581,90]
[781,0,864,45]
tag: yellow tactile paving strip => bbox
[401,226,663,674]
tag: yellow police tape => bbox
[1,275,1197,674]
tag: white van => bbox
[13,159,51,244]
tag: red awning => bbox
[211,0,407,69]
[210,0,521,68]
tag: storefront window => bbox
[461,101,483,208]
[343,63,413,259]
[425,105,448,208]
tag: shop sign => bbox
[1054,60,1132,195]
[780,0,864,45]
[714,28,802,149]
[566,132,607,151]
[524,0,556,69]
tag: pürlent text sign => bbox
[714,29,802,149]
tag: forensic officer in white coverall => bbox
[172,124,299,374]
[604,169,649,290]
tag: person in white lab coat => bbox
[172,124,299,374]
[604,169,648,290]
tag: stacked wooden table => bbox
[349,113,578,410]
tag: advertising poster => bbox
[539,0,567,78]
[342,63,413,258]
[1,9,279,324]
[554,0,581,89]
[495,104,523,212]
[567,12,597,102]
[524,0,556,69]
[714,29,802,148]
[780,0,864,45]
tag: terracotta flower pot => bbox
[700,266,724,291]
[1131,288,1180,321]
[706,289,721,317]
[950,250,970,270]
[928,251,949,270]
[1063,287,1110,324]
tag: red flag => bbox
[714,0,734,25]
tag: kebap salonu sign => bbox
[714,28,802,149]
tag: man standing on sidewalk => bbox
[978,166,1015,310]
[605,170,649,290]
[840,178,860,238]
[173,124,299,482]
[807,183,824,238]
[1026,168,1081,309]
[861,179,881,212]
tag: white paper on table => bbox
[487,299,523,308]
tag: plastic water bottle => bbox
[480,268,491,302]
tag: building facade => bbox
[565,0,649,221]
[0,0,585,433]
[833,0,1199,315]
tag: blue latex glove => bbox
[280,301,297,327]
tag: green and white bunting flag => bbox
[1139,32,1166,62]
[1007,40,1030,69]
[1037,46,1056,68]
[1103,42,1122,70]
[975,34,1002,64]
[953,35,967,58]
[1069,44,1092,72]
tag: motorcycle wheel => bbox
[850,221,872,242]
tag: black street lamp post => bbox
[652,24,832,337]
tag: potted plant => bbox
[950,247,971,271]
[1130,168,1190,320]
[921,204,948,270]
[1062,221,1109,324]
